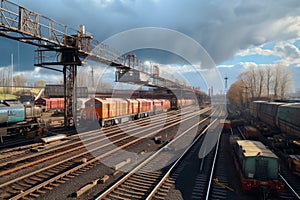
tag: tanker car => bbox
[0,100,42,134]
[0,100,42,124]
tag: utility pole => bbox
[11,53,13,94]
[224,76,228,94]
[91,67,94,88]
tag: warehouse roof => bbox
[237,140,278,159]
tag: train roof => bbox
[85,97,128,104]
[126,99,139,103]
[0,100,23,107]
[252,100,268,103]
[244,126,258,131]
[236,140,278,159]
[280,103,300,108]
[267,102,286,105]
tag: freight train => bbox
[83,97,194,127]
[231,138,284,193]
[249,101,300,137]
[249,101,300,175]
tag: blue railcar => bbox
[0,101,41,125]
[7,107,25,123]
[0,102,25,124]
[0,105,9,124]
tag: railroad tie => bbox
[153,194,167,200]
[10,184,24,191]
[117,187,146,196]
[125,181,151,189]
[66,174,76,178]
[0,192,12,200]
[121,184,149,192]
[132,174,159,181]
[55,179,66,184]
[156,190,168,197]
[128,177,154,186]
[61,177,70,181]
[109,193,131,200]
[112,190,143,199]
[14,181,31,188]
[49,182,59,187]
[43,185,53,190]
[36,189,46,194]
[35,173,48,179]
[29,176,44,182]
[23,178,38,185]
[157,187,170,193]
[29,192,40,198]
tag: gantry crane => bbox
[0,0,203,127]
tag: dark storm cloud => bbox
[2,0,300,70]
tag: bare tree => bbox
[34,80,46,87]
[278,66,293,98]
[264,65,273,97]
[273,66,280,98]
[13,74,27,86]
[257,68,264,98]
[238,64,292,100]
[238,66,257,99]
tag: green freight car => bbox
[277,103,300,137]
[232,140,284,192]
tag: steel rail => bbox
[146,118,217,199]
[0,107,199,174]
[7,110,206,199]
[95,116,212,199]
[279,174,300,199]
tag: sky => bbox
[0,0,300,93]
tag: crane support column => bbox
[61,49,80,127]
[63,64,77,127]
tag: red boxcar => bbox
[161,99,171,111]
[244,126,260,139]
[136,99,153,118]
[35,97,64,112]
[153,99,163,114]
[85,98,133,126]
[220,119,231,130]
[127,99,139,115]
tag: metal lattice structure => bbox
[0,0,203,127]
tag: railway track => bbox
[0,107,210,199]
[278,173,300,199]
[180,119,224,200]
[0,108,201,177]
[95,117,212,200]
[207,131,235,200]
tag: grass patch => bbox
[0,93,17,100]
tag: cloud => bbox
[237,47,274,56]
[236,41,300,67]
[14,0,300,65]
[217,64,235,68]
[1,0,300,87]
[275,42,300,58]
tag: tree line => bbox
[0,67,46,88]
[227,65,293,105]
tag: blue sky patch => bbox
[221,54,280,65]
